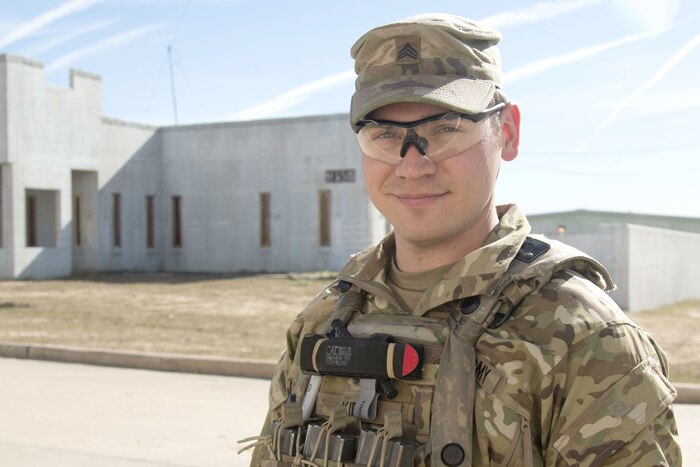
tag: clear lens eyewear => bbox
[355,103,505,165]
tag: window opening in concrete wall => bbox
[320,190,331,247]
[25,189,59,247]
[146,195,155,249]
[26,195,37,246]
[172,196,182,248]
[74,196,82,246]
[260,192,271,247]
[112,193,121,248]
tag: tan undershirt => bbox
[386,257,456,312]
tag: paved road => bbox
[1,358,697,466]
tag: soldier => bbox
[243,13,681,466]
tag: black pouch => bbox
[299,334,423,380]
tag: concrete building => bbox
[528,211,700,311]
[527,209,700,236]
[0,54,386,280]
[1,55,699,311]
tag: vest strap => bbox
[430,292,503,467]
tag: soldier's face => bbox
[361,101,520,251]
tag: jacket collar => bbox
[338,204,533,315]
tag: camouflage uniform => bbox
[248,204,681,466]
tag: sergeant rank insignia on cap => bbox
[395,37,420,63]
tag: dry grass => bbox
[0,272,333,360]
[627,300,700,385]
[0,273,697,383]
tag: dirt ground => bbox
[0,273,332,361]
[0,273,697,383]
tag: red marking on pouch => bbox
[402,345,419,376]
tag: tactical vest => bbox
[242,236,613,467]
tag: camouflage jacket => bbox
[250,204,681,466]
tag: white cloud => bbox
[45,24,165,73]
[481,0,603,29]
[587,30,700,141]
[0,0,103,49]
[20,18,120,57]
[228,69,355,121]
[503,28,663,85]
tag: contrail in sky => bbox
[503,28,664,84]
[20,18,120,57]
[230,0,605,120]
[0,0,103,49]
[45,25,165,73]
[481,0,603,29]
[586,30,700,143]
[228,69,355,121]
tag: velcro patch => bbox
[475,354,504,394]
[395,36,420,64]
[516,237,550,263]
[553,355,676,465]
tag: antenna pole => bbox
[167,45,179,125]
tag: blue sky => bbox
[1,0,699,218]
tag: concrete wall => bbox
[99,119,161,272]
[0,60,9,276]
[159,115,372,273]
[0,57,8,163]
[0,164,10,277]
[626,224,700,311]
[550,224,629,308]
[1,59,15,277]
[543,224,700,311]
[0,55,104,279]
[14,169,71,279]
[0,59,17,277]
[71,170,99,272]
[4,57,102,168]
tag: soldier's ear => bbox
[500,103,520,162]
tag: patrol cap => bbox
[350,13,503,131]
